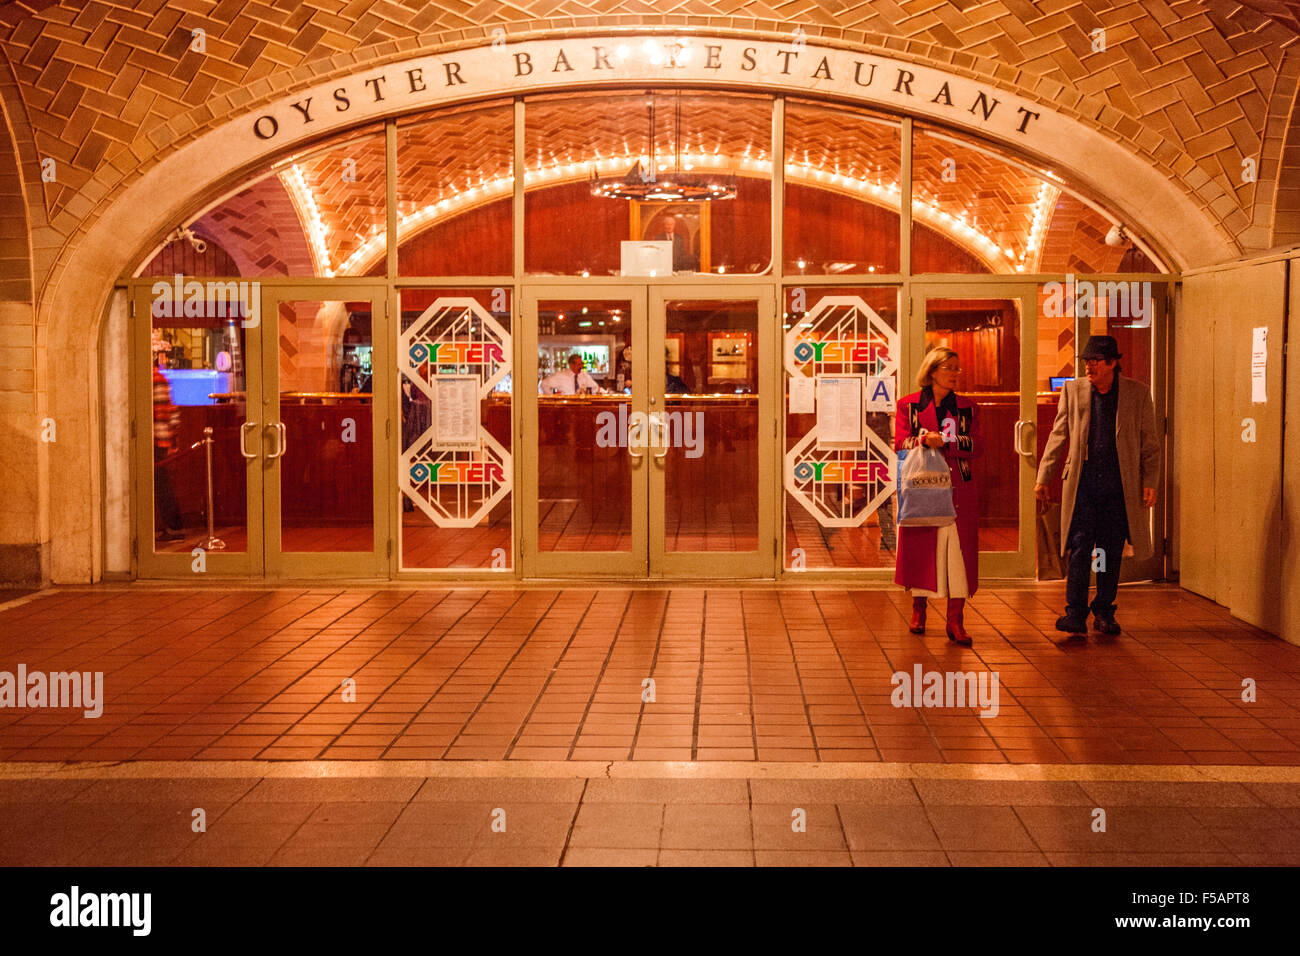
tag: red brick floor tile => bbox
[561,847,658,866]
[658,849,753,866]
[0,584,1296,767]
[850,850,950,866]
[754,850,852,866]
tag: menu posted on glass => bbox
[433,375,481,450]
[816,374,865,447]
[788,375,815,415]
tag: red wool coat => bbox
[893,389,984,595]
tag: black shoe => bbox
[1093,613,1121,635]
[1055,613,1088,634]
[156,529,183,542]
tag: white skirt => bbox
[912,524,969,599]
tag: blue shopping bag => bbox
[896,446,956,527]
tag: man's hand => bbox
[1142,487,1157,508]
[1034,483,1049,502]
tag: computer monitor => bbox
[1050,376,1073,391]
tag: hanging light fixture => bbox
[590,93,736,203]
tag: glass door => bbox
[521,287,649,577]
[911,285,1038,578]
[650,288,776,577]
[134,280,263,576]
[261,286,390,578]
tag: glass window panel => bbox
[1083,279,1157,390]
[135,125,386,279]
[911,124,1167,277]
[536,299,633,551]
[1035,281,1076,575]
[924,297,1021,553]
[525,91,772,276]
[911,126,1054,276]
[663,300,759,552]
[397,103,514,277]
[150,300,249,554]
[1037,193,1163,274]
[783,286,900,569]
[1092,280,1159,570]
[399,287,513,570]
[277,299,374,552]
[784,100,901,275]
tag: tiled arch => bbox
[3,0,1298,584]
[2,1,1299,286]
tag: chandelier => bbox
[589,94,737,203]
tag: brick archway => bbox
[10,10,1282,581]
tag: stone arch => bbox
[22,24,1255,579]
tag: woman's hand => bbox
[922,430,945,449]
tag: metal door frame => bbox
[260,283,391,579]
[909,281,1039,579]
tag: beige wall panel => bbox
[1212,276,1236,611]
[1282,266,1300,646]
[1178,273,1220,601]
[1224,261,1285,634]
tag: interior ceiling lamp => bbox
[590,94,736,203]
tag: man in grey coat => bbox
[1034,336,1161,635]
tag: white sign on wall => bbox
[1251,326,1267,404]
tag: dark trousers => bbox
[154,446,182,532]
[1064,486,1128,617]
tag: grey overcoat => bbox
[1035,375,1161,559]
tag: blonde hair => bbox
[916,346,959,389]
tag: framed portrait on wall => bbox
[665,336,682,374]
[631,202,710,273]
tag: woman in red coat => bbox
[894,346,984,644]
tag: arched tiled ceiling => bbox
[1236,0,1300,35]
[2,0,1299,287]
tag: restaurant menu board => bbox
[788,375,815,414]
[433,375,480,450]
[815,375,864,448]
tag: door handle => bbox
[266,422,287,460]
[651,412,669,461]
[1014,420,1035,459]
[629,418,644,460]
[240,421,259,459]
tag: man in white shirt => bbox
[540,354,602,394]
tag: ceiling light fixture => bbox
[589,93,736,203]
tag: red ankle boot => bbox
[909,597,927,634]
[946,598,972,645]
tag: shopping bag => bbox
[896,446,955,527]
[1037,501,1065,580]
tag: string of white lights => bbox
[283,164,335,277]
[1021,181,1059,273]
[284,152,1042,275]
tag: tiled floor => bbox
[1,765,1296,866]
[0,584,1297,764]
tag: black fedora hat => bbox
[1079,335,1122,361]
